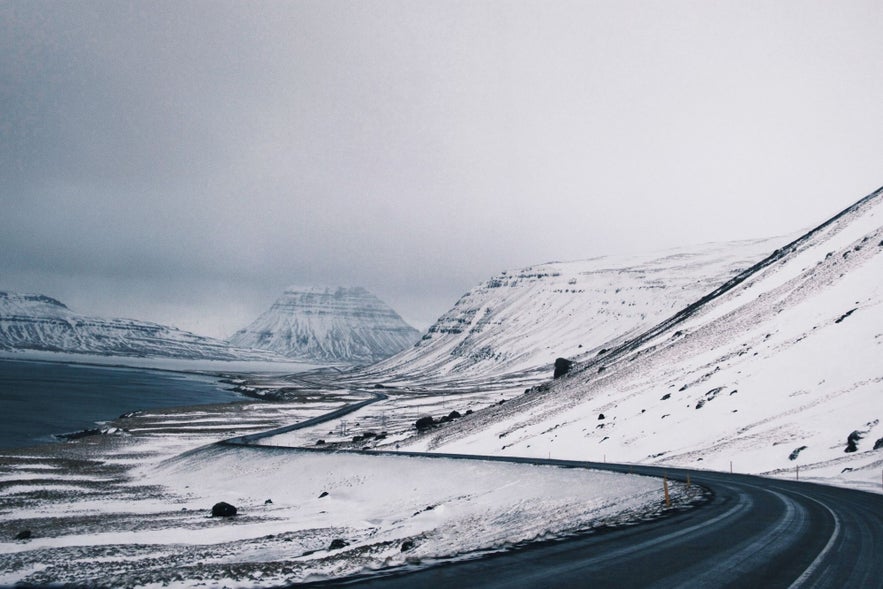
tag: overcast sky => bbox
[2,0,881,338]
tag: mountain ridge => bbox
[359,236,788,386]
[0,291,279,361]
[418,186,883,490]
[228,286,420,365]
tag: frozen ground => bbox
[0,390,695,588]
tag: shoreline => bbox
[0,358,267,452]
[0,350,321,378]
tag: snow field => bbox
[419,193,883,491]
[0,444,693,587]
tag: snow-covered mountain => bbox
[420,186,883,490]
[363,237,785,385]
[0,291,278,361]
[228,286,420,364]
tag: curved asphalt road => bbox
[219,392,883,588]
[295,458,882,589]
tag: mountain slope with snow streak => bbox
[0,291,278,361]
[362,237,785,385]
[228,286,420,365]
[416,186,883,491]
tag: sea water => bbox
[0,358,242,449]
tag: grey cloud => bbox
[2,1,882,338]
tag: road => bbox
[289,457,882,588]
[220,392,883,588]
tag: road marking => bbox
[568,486,754,569]
[786,490,842,589]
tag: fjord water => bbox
[0,359,242,449]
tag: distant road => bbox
[221,393,883,588]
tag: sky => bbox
[1,0,882,338]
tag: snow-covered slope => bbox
[228,287,420,364]
[364,237,785,385]
[0,292,278,361]
[420,186,883,490]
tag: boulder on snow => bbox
[554,357,574,379]
[845,431,862,453]
[211,502,237,517]
[15,530,32,540]
[401,539,416,552]
[415,416,435,431]
[329,538,349,550]
[874,437,883,450]
[789,446,807,461]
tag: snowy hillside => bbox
[417,186,883,490]
[0,291,279,361]
[363,237,785,385]
[228,286,420,364]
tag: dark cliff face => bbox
[228,287,420,364]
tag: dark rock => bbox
[695,399,705,410]
[415,416,435,431]
[845,431,862,453]
[661,393,671,400]
[352,435,363,442]
[316,439,325,445]
[554,357,574,379]
[597,413,605,420]
[789,446,807,461]
[211,502,237,517]
[15,530,32,540]
[598,366,606,373]
[373,383,386,389]
[465,410,473,415]
[319,491,329,498]
[447,410,462,420]
[401,539,415,552]
[57,428,102,441]
[265,499,273,504]
[835,308,857,324]
[329,538,349,550]
[874,438,883,450]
